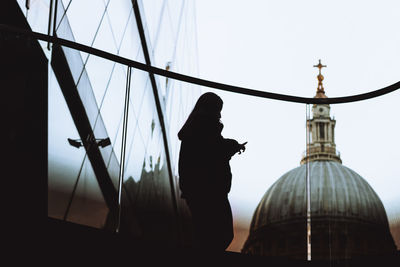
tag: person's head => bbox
[192,92,223,119]
[178,92,223,140]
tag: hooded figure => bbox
[178,92,246,252]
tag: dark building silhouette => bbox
[242,63,397,260]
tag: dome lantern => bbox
[300,60,341,165]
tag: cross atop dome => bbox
[313,59,326,74]
[313,59,327,98]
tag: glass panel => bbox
[48,52,110,230]
[51,42,121,228]
[85,54,115,108]
[26,0,50,35]
[98,63,127,163]
[66,156,109,228]
[164,78,184,171]
[55,0,87,61]
[62,0,71,7]
[118,12,142,61]
[145,114,163,172]
[55,9,86,84]
[129,69,149,116]
[106,151,120,190]
[141,0,165,46]
[48,67,87,220]
[91,13,118,55]
[75,68,99,128]
[151,3,175,71]
[65,0,106,47]
[120,113,178,245]
[124,123,145,184]
[152,0,199,100]
[54,0,66,31]
[164,0,184,44]
[136,82,155,150]
[106,0,132,47]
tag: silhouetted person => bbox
[178,92,246,253]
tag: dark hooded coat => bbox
[178,111,240,200]
[177,92,241,251]
[178,93,240,198]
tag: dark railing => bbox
[1,23,399,105]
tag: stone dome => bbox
[251,161,389,228]
[242,161,396,260]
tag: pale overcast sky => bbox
[195,0,400,251]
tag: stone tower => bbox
[301,59,341,164]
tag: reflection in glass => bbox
[48,67,109,229]
[48,67,86,220]
[66,156,109,228]
[113,138,178,245]
[42,0,201,249]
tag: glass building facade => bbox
[11,0,201,247]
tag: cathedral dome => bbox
[250,161,389,230]
[242,160,396,259]
[242,60,396,260]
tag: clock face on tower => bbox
[315,106,328,117]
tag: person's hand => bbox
[238,142,247,154]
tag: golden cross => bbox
[313,59,327,75]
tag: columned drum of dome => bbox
[242,61,396,260]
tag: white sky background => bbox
[195,0,400,251]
